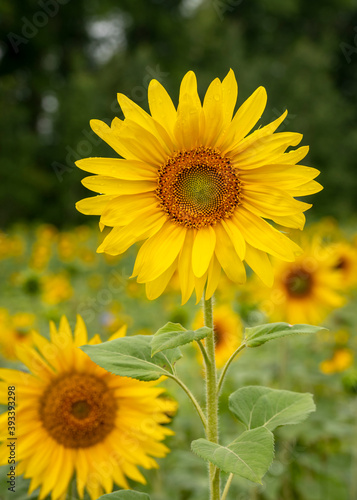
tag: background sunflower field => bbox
[1,1,357,499]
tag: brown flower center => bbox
[334,257,347,271]
[284,267,313,298]
[39,372,117,448]
[213,322,225,348]
[156,147,241,228]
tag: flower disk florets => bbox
[39,372,117,448]
[156,147,242,229]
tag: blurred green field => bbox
[0,220,357,500]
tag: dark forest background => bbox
[1,0,357,228]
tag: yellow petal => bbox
[76,158,157,180]
[233,207,300,261]
[202,78,224,147]
[178,229,196,305]
[51,449,74,499]
[232,109,288,155]
[205,255,221,299]
[119,118,171,164]
[287,180,323,196]
[98,211,166,255]
[239,164,320,186]
[221,69,238,127]
[221,218,246,260]
[218,86,267,154]
[273,145,309,164]
[194,271,208,304]
[76,194,118,215]
[90,119,137,160]
[192,226,216,278]
[174,92,201,149]
[39,446,68,500]
[74,315,88,346]
[76,448,89,498]
[100,192,158,226]
[81,175,156,195]
[145,259,177,300]
[243,185,312,217]
[233,132,303,168]
[148,79,177,138]
[118,93,161,139]
[179,71,201,109]
[134,222,186,282]
[244,244,274,287]
[214,222,246,283]
[272,212,306,230]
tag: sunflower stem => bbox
[196,338,210,366]
[221,473,234,500]
[166,374,207,430]
[216,342,246,396]
[203,293,221,500]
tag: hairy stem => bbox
[166,374,207,430]
[196,338,210,366]
[203,294,220,500]
[217,343,246,395]
[221,473,233,500]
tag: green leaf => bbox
[81,335,182,382]
[229,386,316,431]
[191,427,274,484]
[151,322,211,355]
[245,322,326,347]
[98,491,150,500]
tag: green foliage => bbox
[151,322,210,355]
[81,335,181,381]
[191,427,274,484]
[245,322,326,347]
[98,492,150,500]
[229,386,316,431]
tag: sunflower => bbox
[250,236,345,325]
[40,272,73,305]
[76,70,322,304]
[329,241,357,290]
[0,316,176,500]
[0,309,35,360]
[319,348,354,375]
[193,305,242,368]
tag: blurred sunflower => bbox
[0,309,35,360]
[76,70,322,304]
[251,236,345,324]
[329,241,357,289]
[193,305,242,368]
[0,230,24,260]
[40,272,73,305]
[0,316,176,500]
[319,348,354,374]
